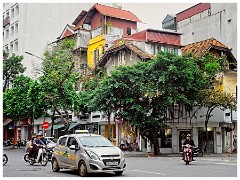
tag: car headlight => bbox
[85,150,100,160]
[120,151,124,160]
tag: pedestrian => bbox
[17,137,21,148]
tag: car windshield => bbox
[78,136,114,147]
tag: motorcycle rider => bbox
[33,133,45,160]
[28,134,37,160]
[182,134,195,161]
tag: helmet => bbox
[186,134,191,137]
[37,132,43,136]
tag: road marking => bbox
[132,169,166,175]
[200,161,237,166]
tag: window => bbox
[127,27,131,35]
[59,137,67,146]
[168,48,174,53]
[14,40,18,52]
[11,25,14,36]
[6,11,9,17]
[10,42,13,54]
[5,45,9,53]
[11,6,15,18]
[159,128,172,148]
[67,137,79,148]
[174,48,178,55]
[93,49,99,65]
[164,47,168,52]
[15,23,18,34]
[6,28,9,39]
[15,4,19,16]
[122,51,126,65]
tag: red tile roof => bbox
[181,38,228,57]
[90,3,142,23]
[125,29,182,46]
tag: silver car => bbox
[51,134,126,176]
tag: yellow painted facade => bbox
[88,34,105,69]
[223,71,237,95]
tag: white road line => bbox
[132,169,166,175]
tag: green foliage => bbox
[3,53,26,92]
[3,75,47,122]
[40,38,80,133]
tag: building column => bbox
[192,127,198,147]
[172,127,178,153]
[215,127,222,153]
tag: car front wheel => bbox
[52,158,60,172]
[78,160,88,177]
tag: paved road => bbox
[3,148,237,177]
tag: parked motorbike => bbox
[193,147,203,157]
[26,145,49,166]
[119,142,133,152]
[183,144,193,165]
[4,138,14,146]
[3,153,8,166]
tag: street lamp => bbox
[25,51,44,60]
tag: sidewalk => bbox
[3,145,237,158]
[123,151,237,158]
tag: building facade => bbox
[3,3,94,142]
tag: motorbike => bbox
[4,138,14,146]
[118,142,133,152]
[25,145,49,166]
[193,147,203,157]
[3,153,8,166]
[183,144,193,165]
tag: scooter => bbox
[119,142,133,152]
[193,147,203,157]
[3,153,8,166]
[27,145,49,166]
[183,144,193,165]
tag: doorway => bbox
[179,130,191,152]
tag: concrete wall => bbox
[3,3,93,78]
[177,3,237,59]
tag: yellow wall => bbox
[88,34,105,69]
[223,71,237,95]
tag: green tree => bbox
[92,52,211,156]
[3,52,26,92]
[198,88,237,153]
[3,75,48,145]
[40,39,80,134]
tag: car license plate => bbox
[106,161,118,166]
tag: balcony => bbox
[3,16,10,28]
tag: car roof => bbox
[59,134,101,139]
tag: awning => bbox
[68,122,78,130]
[47,124,65,130]
[47,123,78,130]
[3,118,12,126]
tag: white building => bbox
[3,3,93,78]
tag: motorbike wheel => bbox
[3,154,8,166]
[40,153,49,166]
[29,160,35,165]
[24,154,30,162]
[128,146,133,152]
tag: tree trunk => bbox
[107,112,111,141]
[150,133,160,156]
[204,120,208,154]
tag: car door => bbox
[55,136,68,166]
[65,136,80,168]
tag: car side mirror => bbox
[69,145,80,150]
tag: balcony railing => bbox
[3,16,10,28]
